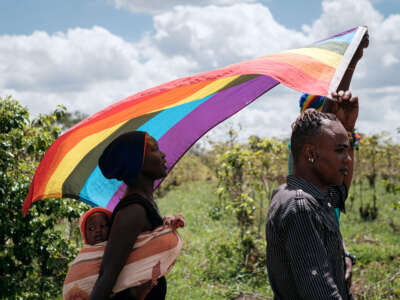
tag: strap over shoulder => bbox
[111,194,163,229]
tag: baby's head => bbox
[80,207,112,245]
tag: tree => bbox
[56,110,88,131]
[358,134,381,220]
[0,96,87,299]
[213,133,288,277]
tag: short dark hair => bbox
[290,110,337,161]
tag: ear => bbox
[303,144,316,163]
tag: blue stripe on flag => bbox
[315,31,355,45]
[79,95,213,206]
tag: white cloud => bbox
[0,27,136,93]
[0,26,197,114]
[382,53,399,66]
[151,4,308,70]
[230,86,300,139]
[147,0,400,137]
[305,0,400,90]
[203,85,301,143]
[1,0,399,140]
[0,2,307,117]
[307,0,383,39]
[112,0,257,14]
[357,88,400,136]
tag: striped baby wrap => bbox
[63,225,182,300]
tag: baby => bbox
[79,207,112,245]
[64,207,184,300]
[80,207,184,245]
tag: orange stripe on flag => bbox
[261,53,335,82]
[31,80,213,203]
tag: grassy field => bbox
[157,180,400,300]
[341,182,400,299]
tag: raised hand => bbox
[336,31,369,91]
[322,90,359,131]
[345,257,353,290]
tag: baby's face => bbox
[85,212,110,245]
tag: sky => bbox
[1,0,400,142]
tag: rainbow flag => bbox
[23,26,368,213]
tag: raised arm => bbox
[322,91,358,191]
[89,204,147,300]
[322,91,359,294]
[337,31,369,92]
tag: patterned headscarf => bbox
[299,93,326,113]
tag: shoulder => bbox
[267,186,320,239]
[111,195,150,224]
[110,199,149,233]
[270,185,319,217]
[113,203,147,227]
[268,186,320,227]
[116,203,146,218]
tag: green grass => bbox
[158,181,273,299]
[341,182,400,299]
[157,180,400,300]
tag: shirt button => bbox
[311,270,318,276]
[327,202,332,208]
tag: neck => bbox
[123,174,154,201]
[293,162,328,191]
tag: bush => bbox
[0,96,87,299]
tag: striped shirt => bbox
[266,176,351,300]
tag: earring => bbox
[308,157,314,163]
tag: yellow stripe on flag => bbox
[44,121,128,196]
[282,48,342,69]
[162,75,240,110]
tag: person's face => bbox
[141,136,167,180]
[309,120,352,189]
[85,212,110,245]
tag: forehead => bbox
[320,120,348,144]
[86,212,108,224]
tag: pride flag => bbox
[23,26,368,213]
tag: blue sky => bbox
[1,0,400,140]
[1,0,323,37]
[0,0,151,41]
[2,1,399,37]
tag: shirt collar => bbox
[287,175,328,200]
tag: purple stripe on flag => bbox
[155,75,279,188]
[314,27,358,44]
[107,183,127,210]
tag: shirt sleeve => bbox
[284,202,343,300]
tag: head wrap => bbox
[99,131,147,185]
[79,207,112,244]
[299,93,326,113]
